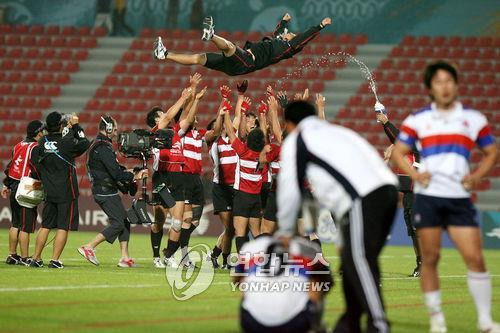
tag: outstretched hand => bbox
[220,85,231,99]
[196,86,208,100]
[190,72,202,87]
[321,17,332,27]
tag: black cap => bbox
[45,111,63,132]
[26,120,45,138]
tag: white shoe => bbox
[163,257,178,268]
[479,322,500,333]
[153,257,165,268]
[153,36,167,60]
[117,258,137,268]
[201,16,214,41]
[78,246,99,266]
[430,313,447,333]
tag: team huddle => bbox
[2,12,499,333]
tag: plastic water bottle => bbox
[374,101,387,123]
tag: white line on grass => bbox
[1,275,499,293]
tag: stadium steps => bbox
[51,37,132,114]
[324,44,393,116]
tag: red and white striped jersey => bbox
[210,135,238,185]
[8,140,38,180]
[152,124,185,172]
[182,128,207,175]
[232,138,264,194]
[266,144,281,192]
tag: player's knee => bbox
[197,54,207,65]
[422,251,440,266]
[464,253,485,271]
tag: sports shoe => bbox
[410,265,421,277]
[153,257,165,268]
[429,313,447,333]
[153,36,167,60]
[221,263,232,270]
[117,258,137,268]
[30,259,44,268]
[206,254,219,269]
[19,257,33,266]
[48,260,64,269]
[78,246,100,266]
[163,256,178,268]
[5,254,21,265]
[201,16,215,41]
[479,322,500,333]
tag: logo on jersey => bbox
[62,127,69,137]
[164,243,214,301]
[44,141,59,153]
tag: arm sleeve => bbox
[397,115,418,148]
[476,123,495,149]
[29,146,41,180]
[289,25,322,52]
[96,145,134,183]
[382,121,399,144]
[231,138,247,156]
[276,137,301,236]
[64,124,91,157]
[273,19,289,37]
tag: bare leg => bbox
[52,229,68,261]
[248,217,261,238]
[120,241,130,259]
[219,211,234,253]
[166,53,207,65]
[87,233,106,249]
[418,227,442,292]
[18,231,30,258]
[260,219,276,235]
[448,226,486,272]
[33,228,50,260]
[210,35,236,56]
[8,227,19,254]
[168,201,185,242]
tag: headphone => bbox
[101,116,114,134]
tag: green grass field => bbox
[0,231,499,332]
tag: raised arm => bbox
[289,17,331,50]
[258,101,268,139]
[180,72,202,121]
[205,106,224,143]
[179,86,207,132]
[273,13,291,37]
[158,87,192,129]
[315,93,326,120]
[267,95,282,143]
[223,103,237,143]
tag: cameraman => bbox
[2,120,45,266]
[78,116,148,267]
[146,85,196,268]
[30,112,90,269]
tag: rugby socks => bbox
[222,253,230,266]
[424,290,445,322]
[163,239,180,258]
[150,230,163,258]
[188,223,197,234]
[235,236,248,253]
[467,271,493,328]
[211,245,222,259]
[179,228,191,261]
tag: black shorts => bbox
[260,182,271,210]
[233,190,261,219]
[9,189,38,233]
[212,182,235,214]
[184,173,204,206]
[263,190,277,222]
[153,171,185,202]
[204,47,255,76]
[41,200,79,231]
[413,194,478,229]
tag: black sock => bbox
[211,245,222,259]
[163,239,180,258]
[312,238,322,249]
[179,228,190,248]
[235,236,249,253]
[222,253,229,266]
[188,223,197,235]
[151,230,163,257]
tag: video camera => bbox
[117,128,176,224]
[118,128,174,158]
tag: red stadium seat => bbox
[13,84,29,95]
[431,36,446,46]
[57,49,72,60]
[15,60,31,71]
[447,36,461,47]
[140,28,154,38]
[131,39,145,50]
[52,37,66,47]
[95,87,110,98]
[82,37,97,48]
[136,76,151,87]
[143,89,157,100]
[416,36,431,46]
[37,36,51,47]
[6,35,21,45]
[151,76,167,87]
[463,36,477,47]
[129,63,144,74]
[64,61,79,72]
[55,73,70,84]
[7,48,23,58]
[41,48,56,59]
[112,63,127,74]
[401,36,414,46]
[75,50,89,61]
[40,73,55,84]
[126,89,141,99]
[122,51,135,62]
[67,37,82,48]
[120,76,135,86]
[85,99,100,110]
[30,85,45,96]
[100,100,116,111]
[46,25,60,35]
[35,98,51,109]
[48,61,63,71]
[92,26,107,37]
[110,88,125,99]
[32,59,47,71]
[30,25,44,34]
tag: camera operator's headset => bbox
[101,116,114,134]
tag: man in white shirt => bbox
[392,60,498,333]
[277,101,398,333]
